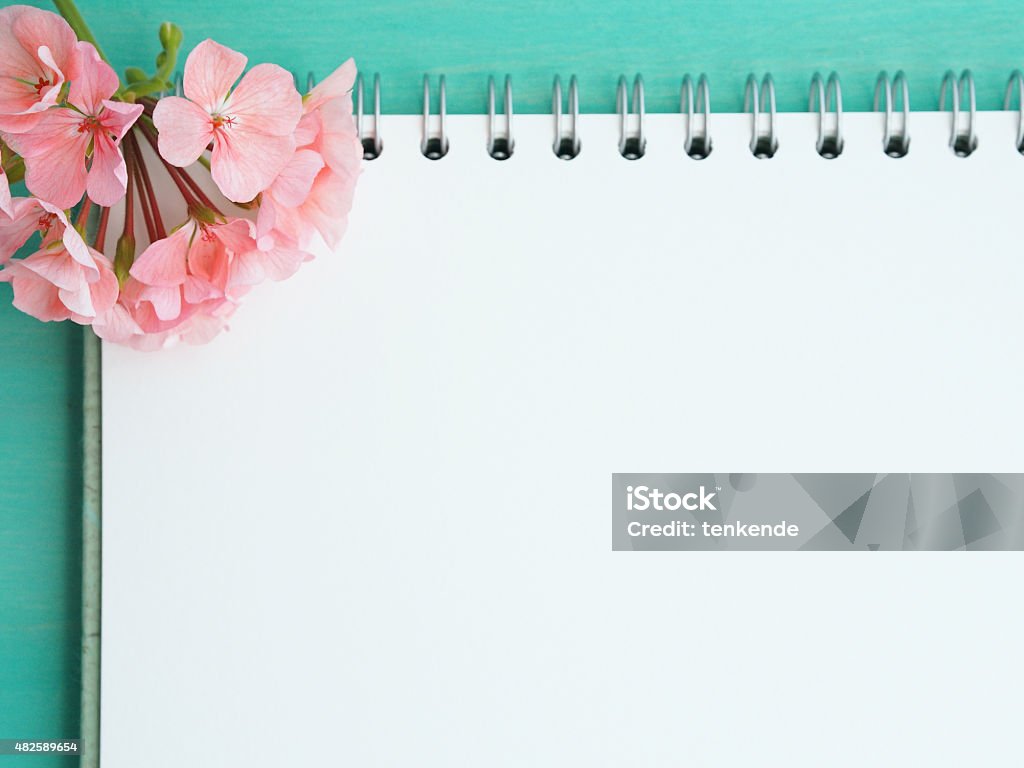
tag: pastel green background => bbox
[1,0,1022,763]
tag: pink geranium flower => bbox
[153,39,302,203]
[5,250,117,323]
[109,273,249,351]
[89,301,143,346]
[231,209,312,288]
[0,5,81,133]
[262,60,361,251]
[0,10,361,347]
[129,217,254,321]
[1,194,77,266]
[106,217,254,350]
[0,198,117,322]
[105,283,240,351]
[6,42,143,209]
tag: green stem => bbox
[52,0,111,65]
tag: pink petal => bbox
[305,59,356,112]
[260,242,308,281]
[3,196,100,277]
[186,235,228,287]
[7,261,70,321]
[293,111,320,148]
[183,39,246,113]
[318,99,362,178]
[211,129,295,203]
[209,218,255,253]
[0,170,12,217]
[140,284,182,322]
[0,7,42,81]
[15,244,96,318]
[42,202,98,276]
[0,214,38,263]
[91,302,142,344]
[57,277,96,317]
[183,274,221,304]
[0,198,51,263]
[3,107,77,158]
[126,331,174,352]
[69,42,119,113]
[255,198,277,239]
[178,311,231,346]
[153,97,214,167]
[35,45,71,100]
[20,248,84,291]
[268,149,324,207]
[86,133,128,206]
[12,108,89,208]
[130,225,193,286]
[226,63,302,136]
[0,6,78,129]
[11,6,79,80]
[101,100,144,142]
[80,254,119,318]
[0,111,47,133]
[228,247,265,287]
[296,166,356,249]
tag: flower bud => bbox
[124,66,147,84]
[159,22,183,52]
[114,234,136,286]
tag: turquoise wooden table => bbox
[1,0,1021,763]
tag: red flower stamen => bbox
[36,212,57,233]
[77,115,102,134]
[211,114,236,129]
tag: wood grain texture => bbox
[2,0,1023,759]
[0,302,81,766]
[21,0,1024,113]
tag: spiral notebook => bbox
[101,74,1024,767]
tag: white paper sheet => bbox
[102,112,1024,767]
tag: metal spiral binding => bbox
[744,74,778,158]
[421,75,449,160]
[874,71,910,157]
[1004,71,1024,154]
[552,75,581,159]
[940,69,978,157]
[356,73,383,160]
[159,70,1024,162]
[617,74,646,159]
[680,74,712,159]
[809,72,843,158]
[487,76,514,160]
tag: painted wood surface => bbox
[1,0,1022,763]
[18,0,1024,113]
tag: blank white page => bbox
[102,112,1024,767]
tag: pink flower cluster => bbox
[0,6,360,349]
